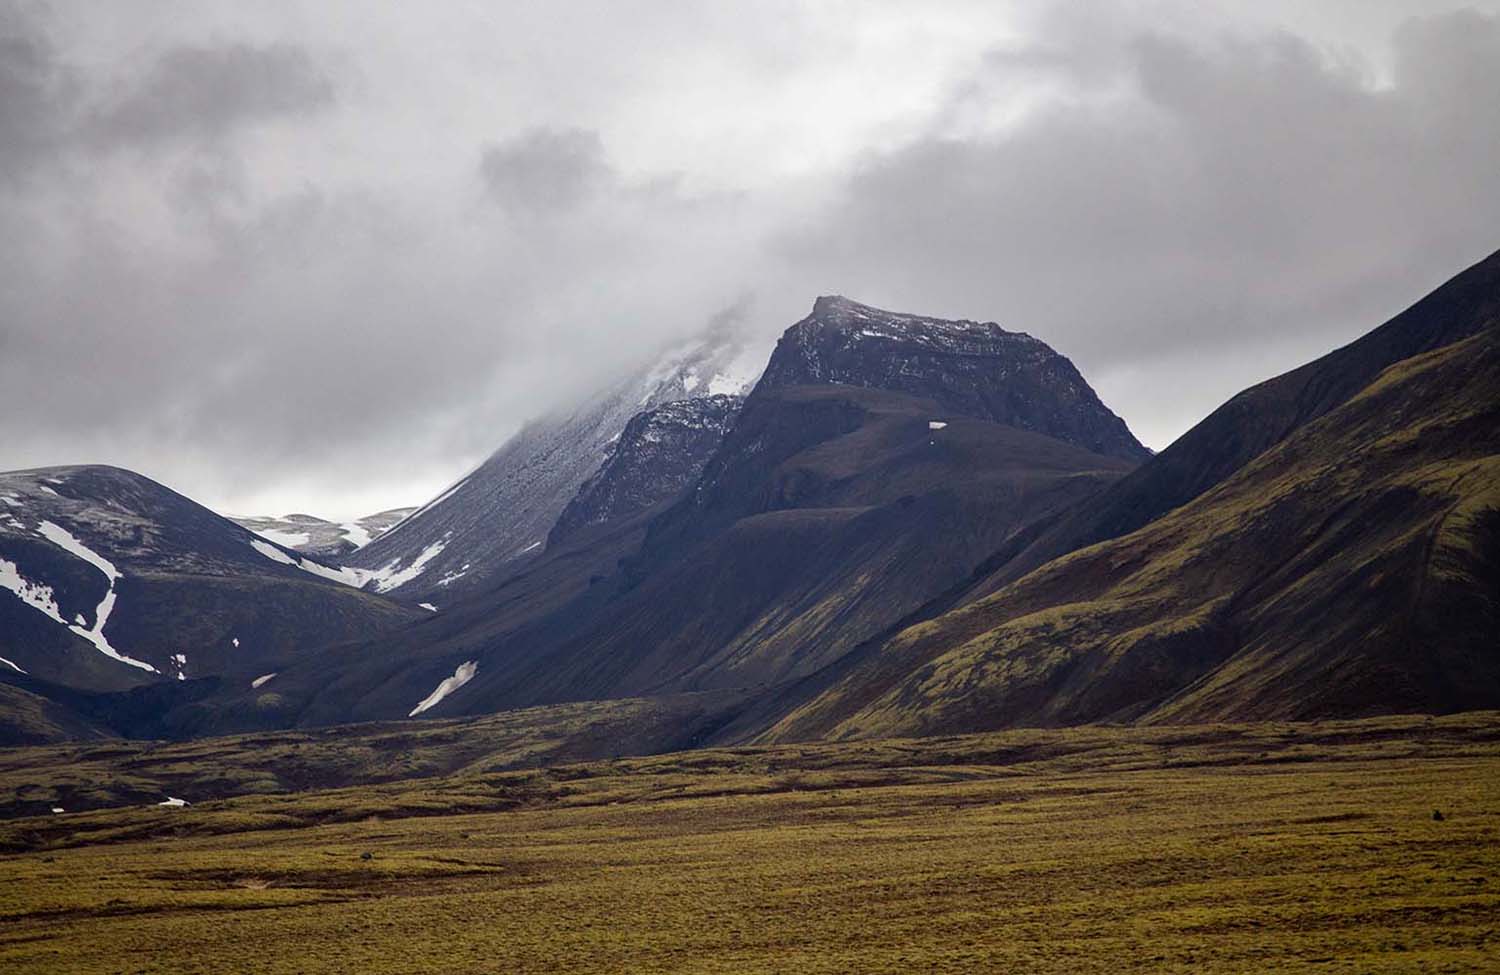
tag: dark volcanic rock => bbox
[550,394,743,546]
[757,296,1148,461]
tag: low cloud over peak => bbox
[0,1,1496,519]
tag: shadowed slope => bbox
[767,325,1500,741]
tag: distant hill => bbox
[231,508,416,559]
[0,465,416,698]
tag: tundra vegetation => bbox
[1,712,1496,973]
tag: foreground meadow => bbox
[1,713,1497,973]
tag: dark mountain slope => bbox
[765,324,1500,742]
[549,394,743,547]
[248,386,1126,731]
[495,385,1132,707]
[970,246,1500,597]
[0,466,417,693]
[191,296,1141,731]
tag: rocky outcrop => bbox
[757,296,1148,461]
[549,394,743,546]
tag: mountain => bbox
[548,394,743,547]
[231,508,417,559]
[0,465,417,695]
[340,324,765,605]
[757,296,1148,461]
[174,296,1139,733]
[762,253,1500,742]
[964,248,1500,597]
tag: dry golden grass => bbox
[1,713,1497,973]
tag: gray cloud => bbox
[0,2,1495,518]
[775,7,1500,442]
[83,42,333,151]
[0,7,71,180]
[479,127,612,216]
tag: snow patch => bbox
[0,557,66,625]
[408,660,477,717]
[250,539,297,565]
[251,672,276,689]
[292,557,372,588]
[250,538,373,588]
[51,807,64,814]
[928,420,948,430]
[363,538,447,593]
[0,655,25,674]
[37,522,156,673]
[0,493,19,507]
[419,602,438,612]
[232,637,240,648]
[158,796,190,807]
[434,566,468,588]
[256,528,311,548]
[38,485,60,497]
[516,541,542,556]
[340,521,373,548]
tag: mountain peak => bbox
[809,295,1015,339]
[759,298,1148,461]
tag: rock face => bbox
[757,296,1148,461]
[343,326,764,603]
[231,508,416,559]
[549,394,743,546]
[0,465,415,694]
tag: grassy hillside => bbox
[764,326,1500,741]
[1,713,1496,973]
[974,245,1500,596]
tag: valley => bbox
[1,712,1496,973]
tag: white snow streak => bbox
[364,539,447,593]
[435,565,470,588]
[250,539,297,565]
[293,558,372,588]
[251,672,276,689]
[0,655,25,674]
[408,661,477,717]
[256,528,311,548]
[158,796,190,807]
[340,521,373,548]
[36,522,156,673]
[928,420,948,430]
[419,602,438,612]
[250,538,374,588]
[0,557,66,624]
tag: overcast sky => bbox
[2,1,1497,519]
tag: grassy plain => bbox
[1,712,1497,973]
